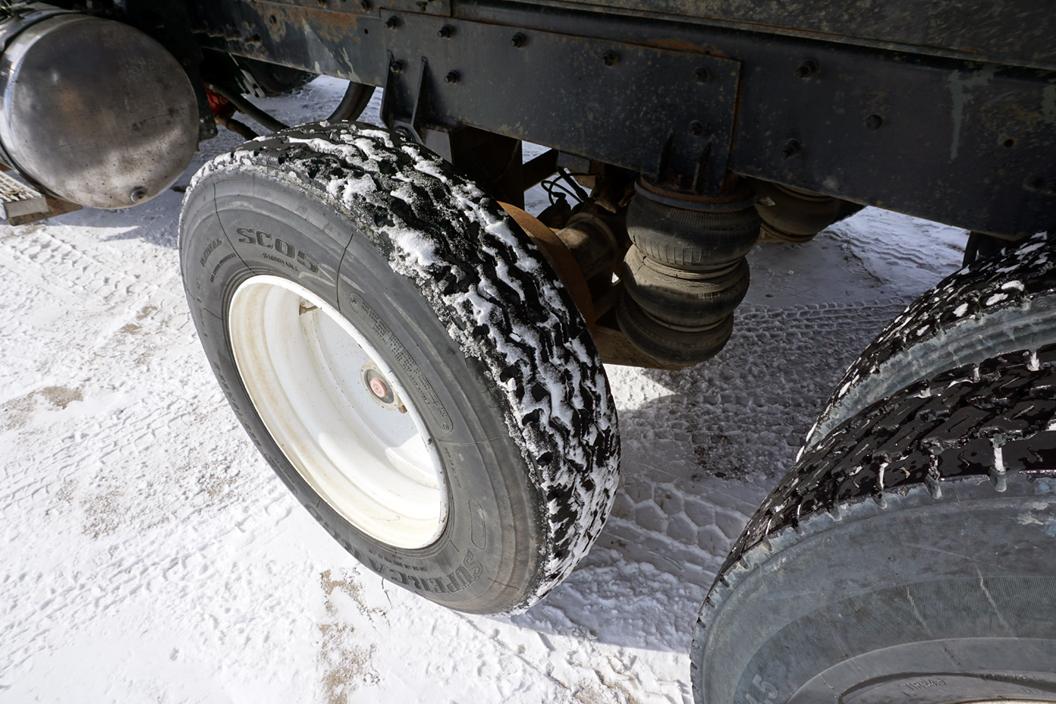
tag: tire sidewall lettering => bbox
[235,226,322,275]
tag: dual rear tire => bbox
[692,233,1056,703]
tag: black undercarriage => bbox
[88,0,1056,238]
[17,0,1056,366]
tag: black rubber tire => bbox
[232,58,315,97]
[179,122,620,614]
[803,231,1056,454]
[691,345,1056,704]
[230,57,373,122]
[326,82,375,123]
[626,188,760,271]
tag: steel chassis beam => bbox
[188,0,1056,236]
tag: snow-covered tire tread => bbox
[803,231,1056,453]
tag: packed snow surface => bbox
[0,79,965,702]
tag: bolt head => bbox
[795,59,818,78]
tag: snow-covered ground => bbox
[0,79,966,703]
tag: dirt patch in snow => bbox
[81,489,124,539]
[1,385,83,431]
[318,618,380,701]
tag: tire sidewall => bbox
[694,476,1056,704]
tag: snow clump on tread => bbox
[188,122,620,610]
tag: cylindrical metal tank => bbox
[0,10,199,208]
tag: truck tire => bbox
[803,231,1056,453]
[179,122,620,614]
[691,345,1056,704]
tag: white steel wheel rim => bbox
[227,274,447,549]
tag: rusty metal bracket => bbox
[500,202,596,323]
[381,53,433,142]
